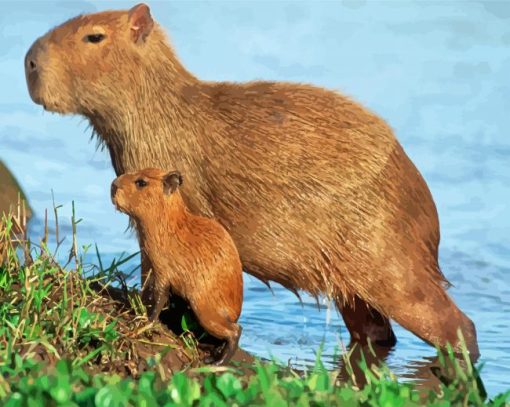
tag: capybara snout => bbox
[111,168,183,218]
[112,167,243,365]
[24,39,45,106]
[25,40,40,92]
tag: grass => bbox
[0,201,509,406]
[0,199,210,378]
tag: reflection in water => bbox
[336,342,394,388]
[403,355,445,391]
[337,342,487,399]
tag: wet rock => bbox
[0,160,31,219]
[0,161,31,264]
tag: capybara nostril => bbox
[25,49,35,72]
[25,40,43,76]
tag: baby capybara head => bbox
[25,3,163,115]
[111,168,183,219]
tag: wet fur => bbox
[25,4,479,358]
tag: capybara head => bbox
[111,168,183,219]
[25,3,168,115]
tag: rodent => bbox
[111,167,243,365]
[25,3,479,359]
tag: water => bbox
[1,0,509,396]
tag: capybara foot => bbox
[203,343,226,365]
[212,340,237,366]
[204,325,242,366]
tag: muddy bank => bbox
[87,281,255,377]
[0,251,253,379]
[0,171,255,378]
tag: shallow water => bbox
[1,0,509,396]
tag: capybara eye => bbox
[135,179,148,188]
[84,33,106,44]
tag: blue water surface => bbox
[0,0,509,396]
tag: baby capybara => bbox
[25,3,479,358]
[111,168,243,365]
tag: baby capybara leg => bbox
[148,284,170,322]
[140,250,153,290]
[381,281,479,361]
[190,301,241,365]
[336,295,397,347]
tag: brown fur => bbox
[112,168,243,365]
[25,3,479,359]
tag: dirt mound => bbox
[0,208,253,378]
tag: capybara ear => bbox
[163,171,183,195]
[128,3,154,44]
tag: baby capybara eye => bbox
[84,33,106,44]
[135,179,148,188]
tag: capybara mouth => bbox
[111,194,127,215]
[29,92,61,113]
[26,86,43,107]
[41,101,64,114]
[111,194,120,210]
[112,200,125,214]
[26,83,66,114]
[110,188,121,210]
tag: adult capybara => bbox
[111,168,243,365]
[25,3,479,358]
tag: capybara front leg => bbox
[337,295,397,347]
[140,250,153,290]
[141,275,154,311]
[383,282,479,361]
[149,284,169,322]
[140,251,155,308]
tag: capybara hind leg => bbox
[337,296,396,347]
[213,324,242,366]
[191,302,241,365]
[384,283,479,361]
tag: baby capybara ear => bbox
[163,171,183,195]
[128,3,154,44]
